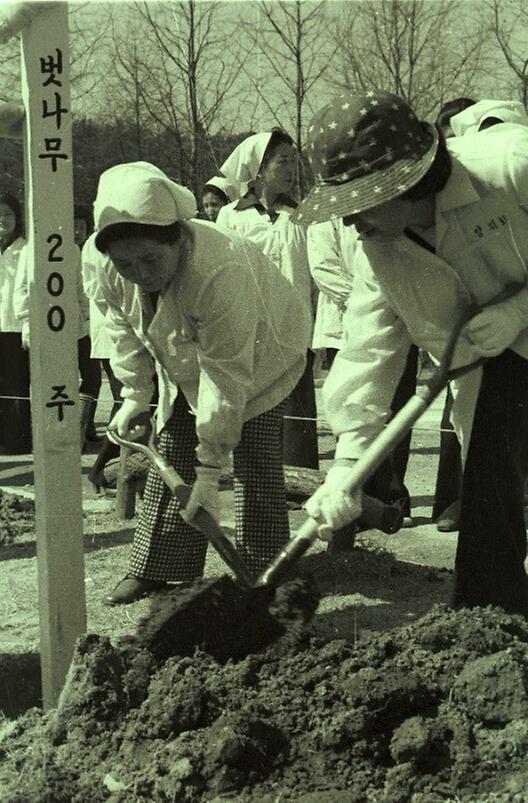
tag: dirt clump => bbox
[0,491,34,545]
[3,603,528,801]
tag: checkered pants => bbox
[130,392,289,581]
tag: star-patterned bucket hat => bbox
[292,91,439,226]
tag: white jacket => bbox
[326,124,528,463]
[307,219,357,349]
[94,219,310,467]
[216,198,315,329]
[81,235,117,359]
[0,237,25,332]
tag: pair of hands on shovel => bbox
[306,291,528,540]
[304,464,363,541]
[108,399,222,526]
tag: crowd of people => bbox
[1,91,528,618]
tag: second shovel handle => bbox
[172,483,254,588]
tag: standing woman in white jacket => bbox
[217,130,319,469]
[0,192,31,454]
[91,162,311,605]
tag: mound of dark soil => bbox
[3,604,528,801]
[0,491,34,546]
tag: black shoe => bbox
[326,523,357,555]
[104,575,168,605]
[436,500,460,532]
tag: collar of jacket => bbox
[234,188,298,214]
[435,156,481,253]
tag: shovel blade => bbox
[135,576,284,663]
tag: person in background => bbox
[217,130,319,470]
[432,97,528,532]
[0,191,31,454]
[91,161,310,605]
[308,218,355,371]
[295,90,528,618]
[201,176,237,222]
[74,204,103,447]
[81,232,127,491]
[308,218,416,533]
[450,99,528,136]
[430,98,477,531]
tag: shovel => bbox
[107,427,255,587]
[256,281,524,589]
[119,282,524,662]
[107,427,406,584]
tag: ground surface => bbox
[1,372,528,800]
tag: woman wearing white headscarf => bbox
[90,161,310,605]
[201,176,237,222]
[217,130,319,469]
[450,99,528,137]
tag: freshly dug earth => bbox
[0,491,34,545]
[3,599,528,801]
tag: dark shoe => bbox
[436,499,460,532]
[104,575,168,606]
[87,466,117,493]
[326,523,357,555]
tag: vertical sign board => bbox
[20,2,86,709]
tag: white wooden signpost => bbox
[0,0,86,709]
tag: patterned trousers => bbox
[130,392,290,581]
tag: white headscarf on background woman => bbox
[220,132,273,197]
[203,176,238,203]
[451,99,528,137]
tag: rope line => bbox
[0,393,458,434]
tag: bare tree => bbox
[489,0,528,107]
[239,0,337,195]
[68,3,111,104]
[124,0,243,195]
[328,0,488,119]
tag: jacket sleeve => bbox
[192,259,261,467]
[74,245,90,339]
[95,267,156,407]
[288,218,317,320]
[307,220,355,308]
[215,204,236,232]
[13,243,29,325]
[323,266,413,461]
[498,131,528,319]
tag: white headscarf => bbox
[203,176,238,202]
[451,100,528,137]
[220,132,273,197]
[93,162,197,240]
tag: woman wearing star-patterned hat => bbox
[301,90,528,618]
[293,91,440,227]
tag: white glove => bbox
[180,465,221,527]
[463,298,526,357]
[304,465,363,541]
[108,399,151,438]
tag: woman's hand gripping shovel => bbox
[107,423,403,663]
[106,422,254,588]
[107,420,296,663]
[111,283,524,665]
[256,282,525,590]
